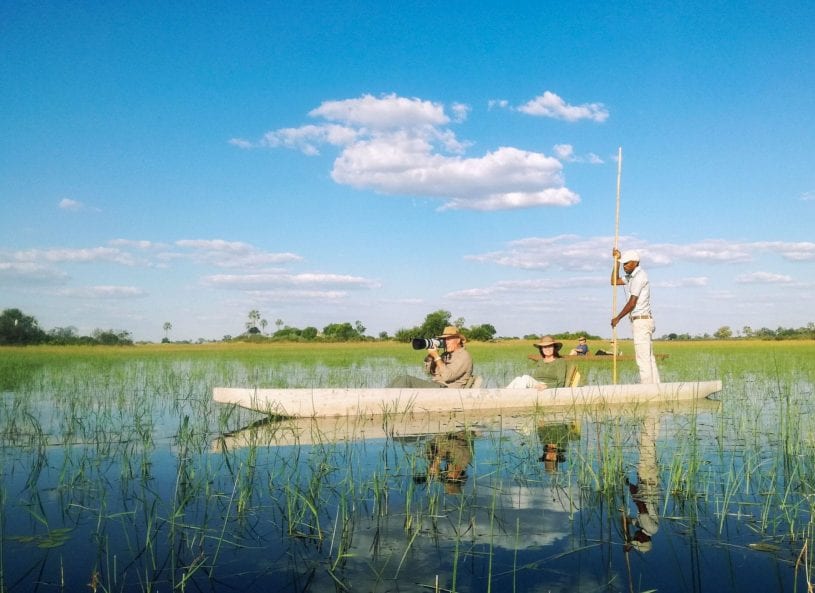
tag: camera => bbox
[411,337,443,350]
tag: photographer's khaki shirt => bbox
[432,348,473,387]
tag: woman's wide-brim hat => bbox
[533,335,562,350]
[437,325,465,342]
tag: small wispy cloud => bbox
[175,239,302,268]
[109,239,169,250]
[11,247,142,266]
[446,275,603,301]
[735,272,793,284]
[0,262,69,285]
[466,236,815,272]
[201,272,380,290]
[246,289,350,302]
[58,197,100,212]
[752,241,815,261]
[55,285,148,298]
[657,277,709,288]
[59,198,83,210]
[800,191,815,201]
[552,144,604,164]
[517,91,609,122]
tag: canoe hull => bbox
[212,380,722,418]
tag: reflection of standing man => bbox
[624,414,660,553]
[611,248,661,384]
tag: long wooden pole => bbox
[612,146,622,384]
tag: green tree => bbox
[466,323,497,342]
[393,327,415,342]
[714,326,733,340]
[418,310,453,338]
[273,325,303,340]
[323,322,363,341]
[0,308,46,345]
[48,326,79,345]
[162,321,172,342]
[92,329,133,345]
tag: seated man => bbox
[569,336,589,356]
[388,326,473,388]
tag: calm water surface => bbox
[2,354,815,592]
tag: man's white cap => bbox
[620,250,640,263]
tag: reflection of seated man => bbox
[388,326,473,388]
[421,431,474,494]
[568,336,589,356]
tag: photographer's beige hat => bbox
[437,326,465,342]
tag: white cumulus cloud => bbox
[233,93,583,211]
[309,93,449,128]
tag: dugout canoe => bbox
[212,380,722,418]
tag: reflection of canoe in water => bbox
[213,397,721,449]
[212,380,722,417]
[565,353,669,361]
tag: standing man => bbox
[611,249,661,384]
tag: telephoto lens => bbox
[411,338,442,350]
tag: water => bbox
[1,354,814,592]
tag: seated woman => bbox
[507,335,577,389]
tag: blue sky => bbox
[2,1,813,342]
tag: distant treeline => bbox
[2,308,813,346]
[662,323,815,341]
[0,309,134,346]
[237,310,501,343]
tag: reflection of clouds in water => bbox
[501,483,580,513]
[311,482,583,591]
[487,484,581,548]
